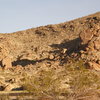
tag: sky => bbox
[0,0,100,33]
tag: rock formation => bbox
[0,12,99,100]
[80,20,100,70]
[1,56,12,69]
[0,44,12,69]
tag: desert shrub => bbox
[21,59,100,99]
[65,60,100,90]
[22,67,70,98]
[64,59,100,99]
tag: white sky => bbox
[0,0,100,33]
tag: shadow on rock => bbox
[50,38,86,65]
[50,38,84,55]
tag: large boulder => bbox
[0,44,12,69]
[1,56,12,69]
[4,83,22,91]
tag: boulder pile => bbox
[80,23,100,70]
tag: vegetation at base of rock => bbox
[22,59,100,100]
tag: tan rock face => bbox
[80,23,100,70]
[94,37,100,50]
[88,62,100,71]
[1,56,12,69]
[0,44,12,69]
[4,83,21,91]
[80,29,94,44]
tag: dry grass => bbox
[21,59,100,100]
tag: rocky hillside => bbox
[0,12,99,69]
[0,12,100,100]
